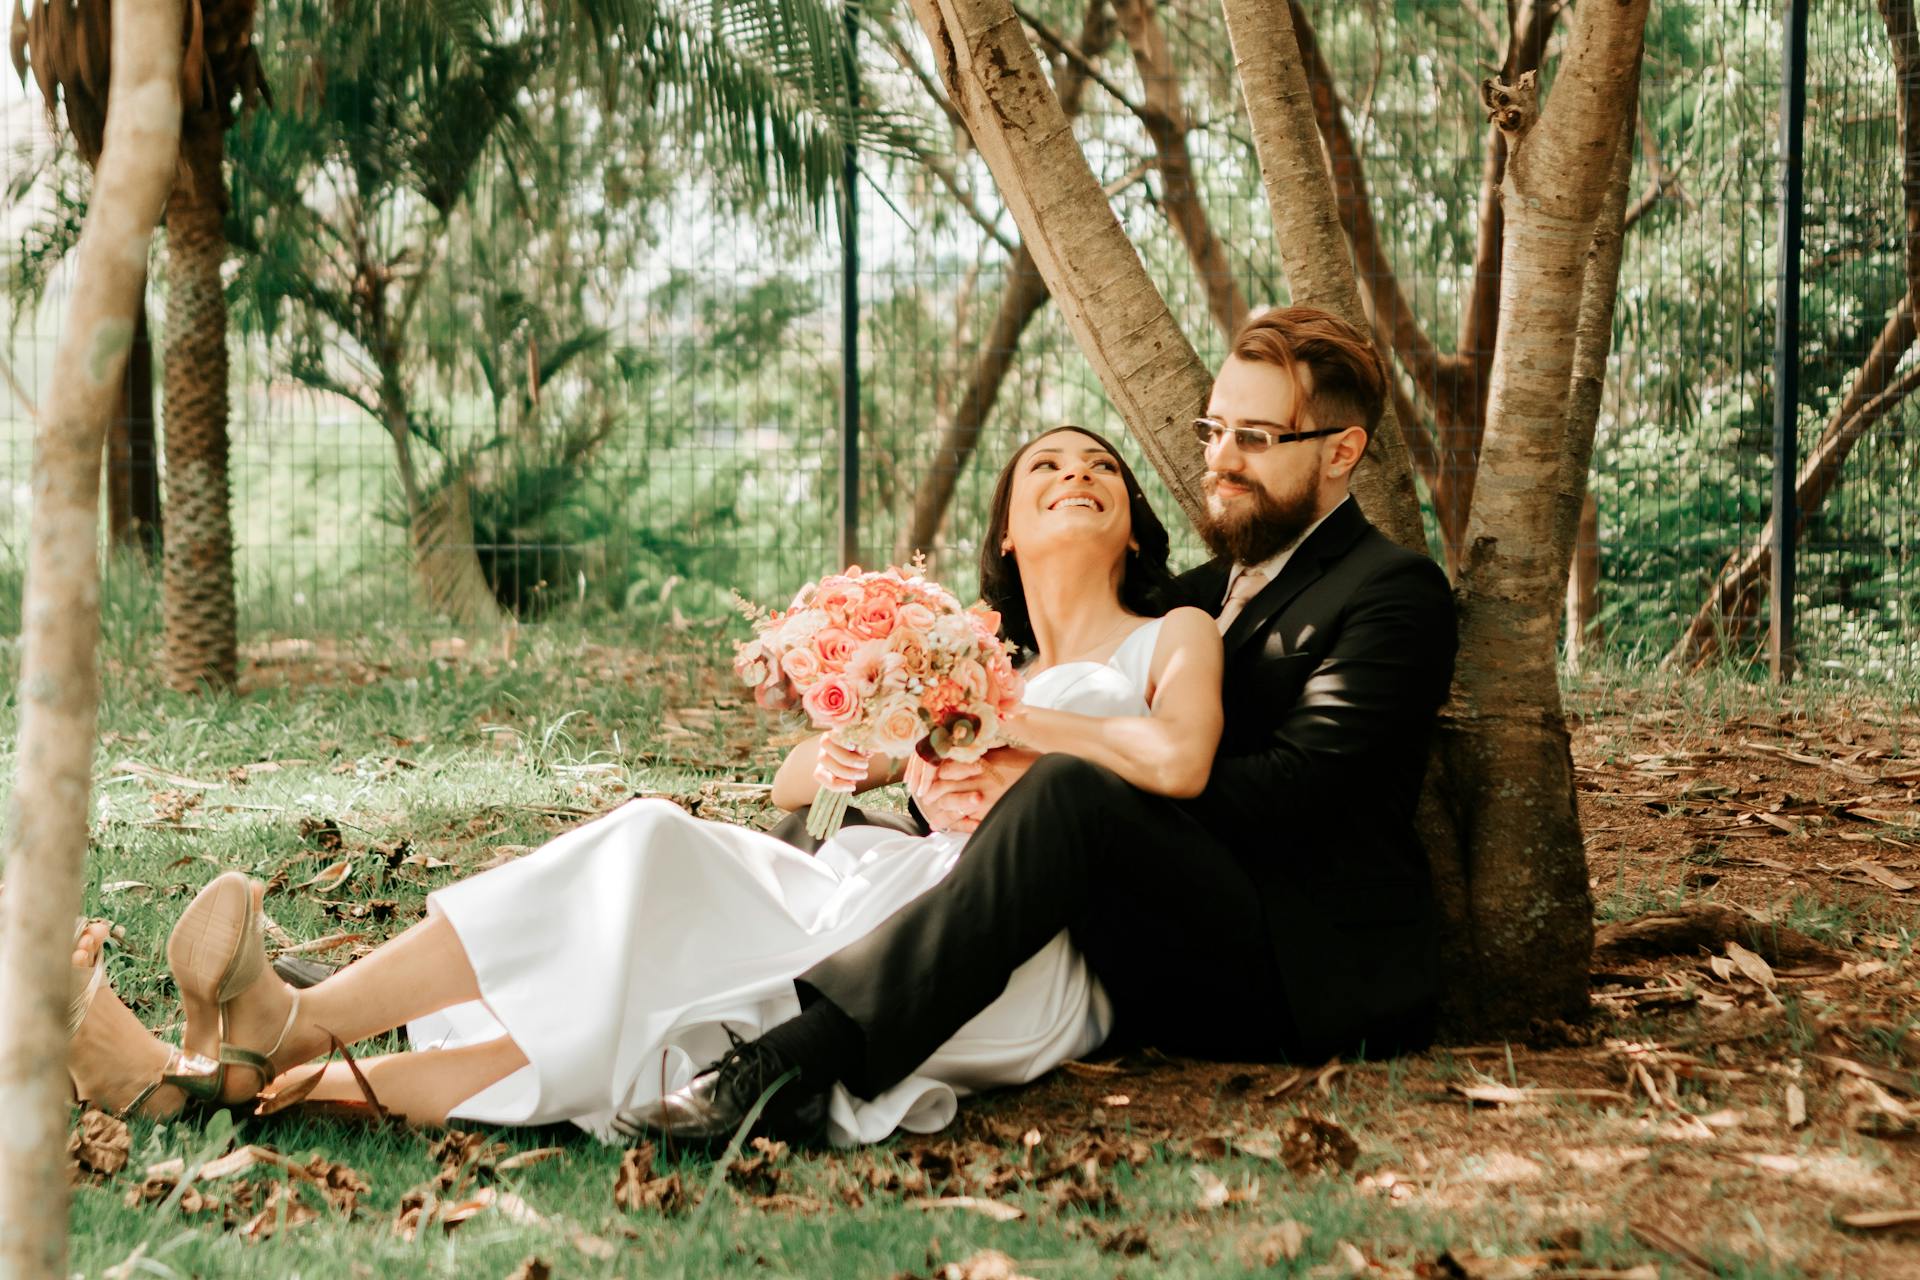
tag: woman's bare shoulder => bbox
[1152,607,1222,659]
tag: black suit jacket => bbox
[1173,499,1456,1054]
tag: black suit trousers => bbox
[795,753,1297,1098]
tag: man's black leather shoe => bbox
[611,1035,828,1147]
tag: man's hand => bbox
[907,746,1039,834]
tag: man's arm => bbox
[1201,557,1455,831]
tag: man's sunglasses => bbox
[1191,416,1347,453]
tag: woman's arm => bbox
[1005,607,1223,798]
[771,734,906,811]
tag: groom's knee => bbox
[1016,754,1135,814]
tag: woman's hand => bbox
[812,736,875,794]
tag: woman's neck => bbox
[1020,556,1134,670]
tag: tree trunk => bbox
[1563,491,1601,670]
[159,117,238,692]
[105,279,159,556]
[1112,0,1247,338]
[0,1,181,1272]
[906,0,1212,527]
[895,248,1053,563]
[1218,0,1427,552]
[1670,0,1920,667]
[1435,1,1648,1032]
[894,0,1112,564]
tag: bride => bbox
[59,426,1222,1145]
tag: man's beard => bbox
[1199,468,1322,564]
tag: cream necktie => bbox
[1217,566,1269,634]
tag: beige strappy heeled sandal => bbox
[166,874,302,1106]
[67,919,209,1119]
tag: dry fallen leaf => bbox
[931,1249,1036,1280]
[1835,1208,1920,1232]
[613,1144,690,1216]
[504,1257,553,1280]
[1724,940,1776,988]
[1786,1083,1808,1129]
[235,1183,318,1243]
[1450,1083,1630,1107]
[68,1108,131,1180]
[1248,1219,1309,1265]
[299,860,354,893]
[912,1195,1024,1222]
[495,1147,566,1173]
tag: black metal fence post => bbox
[1770,0,1809,681]
[838,5,862,570]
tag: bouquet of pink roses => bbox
[734,563,1025,839]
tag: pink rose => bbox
[967,605,1003,637]
[813,627,859,669]
[897,601,936,632]
[781,646,823,689]
[802,675,863,729]
[850,595,899,640]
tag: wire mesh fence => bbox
[0,0,1914,678]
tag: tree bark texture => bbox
[159,116,238,692]
[0,1,181,1272]
[1289,0,1558,566]
[1563,491,1601,670]
[1436,0,1649,1032]
[107,282,160,556]
[1218,0,1427,554]
[1670,1,1920,667]
[1112,0,1247,339]
[894,0,1112,564]
[907,0,1212,527]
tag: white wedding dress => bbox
[409,618,1164,1145]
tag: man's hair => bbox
[1228,306,1388,448]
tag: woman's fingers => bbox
[811,736,873,793]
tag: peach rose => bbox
[813,627,859,669]
[850,595,899,640]
[844,640,896,694]
[802,675,863,729]
[951,657,989,700]
[896,601,937,632]
[871,699,925,755]
[780,646,823,689]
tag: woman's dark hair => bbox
[978,426,1176,654]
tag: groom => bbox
[629,305,1458,1142]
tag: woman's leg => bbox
[264,1037,530,1127]
[189,883,493,1104]
[67,923,188,1118]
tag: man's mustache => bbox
[1205,470,1271,500]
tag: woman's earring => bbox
[1001,541,1014,556]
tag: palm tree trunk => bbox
[1435,1,1648,1031]
[0,2,181,1271]
[906,0,1212,527]
[159,116,238,692]
[106,278,159,556]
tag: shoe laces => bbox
[707,1030,799,1118]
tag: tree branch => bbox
[1288,2,1443,394]
[1011,0,1145,118]
[1113,0,1246,337]
[0,353,36,420]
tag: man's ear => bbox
[1326,427,1369,478]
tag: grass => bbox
[5,571,1918,1277]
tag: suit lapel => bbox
[1220,500,1369,659]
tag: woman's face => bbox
[1002,429,1134,572]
